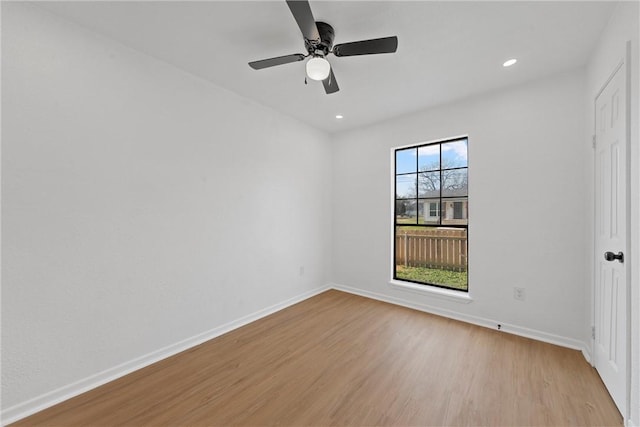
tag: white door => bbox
[594,61,628,417]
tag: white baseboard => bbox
[581,346,593,365]
[1,285,330,426]
[330,283,589,354]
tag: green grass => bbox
[395,218,439,227]
[395,225,439,232]
[395,217,418,225]
[396,265,468,291]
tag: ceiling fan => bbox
[249,0,398,94]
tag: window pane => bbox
[396,174,416,199]
[442,168,467,197]
[418,199,440,225]
[418,144,439,171]
[418,171,440,197]
[395,148,416,174]
[441,139,468,169]
[442,199,468,225]
[394,226,467,291]
[395,200,417,224]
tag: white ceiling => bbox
[35,1,616,133]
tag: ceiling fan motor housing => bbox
[308,21,335,56]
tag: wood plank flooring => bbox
[13,290,622,426]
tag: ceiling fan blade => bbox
[333,36,398,57]
[249,53,306,70]
[286,0,320,43]
[322,68,339,94]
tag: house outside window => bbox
[393,137,468,291]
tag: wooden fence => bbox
[395,229,467,272]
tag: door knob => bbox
[604,251,624,263]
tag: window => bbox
[393,137,468,291]
[429,202,439,218]
[453,202,463,219]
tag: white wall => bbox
[586,2,639,423]
[331,69,588,347]
[1,2,332,417]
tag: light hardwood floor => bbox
[13,290,622,426]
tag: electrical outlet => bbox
[513,287,525,301]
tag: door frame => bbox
[591,41,632,422]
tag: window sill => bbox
[388,280,473,304]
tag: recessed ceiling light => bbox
[503,58,517,67]
[335,115,344,119]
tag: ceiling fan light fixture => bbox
[306,57,331,81]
